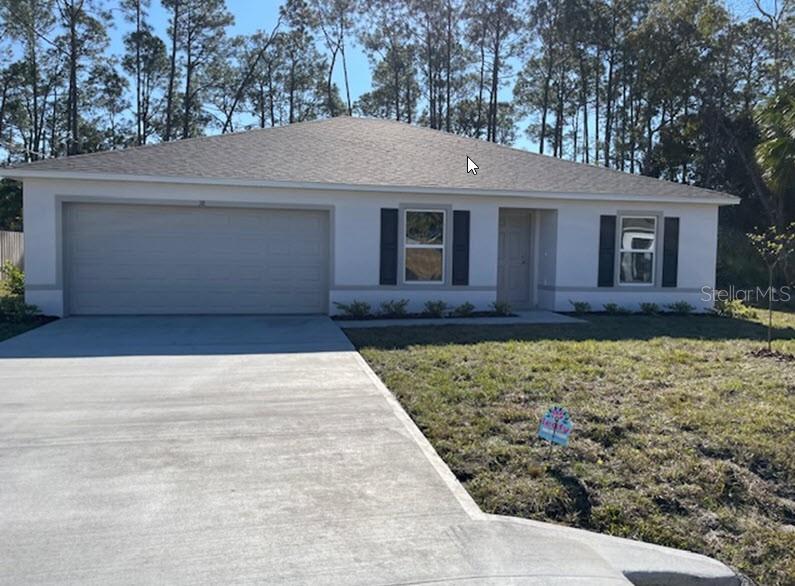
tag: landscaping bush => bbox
[603,303,631,315]
[491,300,512,316]
[380,299,409,318]
[569,300,591,314]
[666,300,695,315]
[640,302,660,315]
[423,299,448,318]
[452,302,475,317]
[0,296,40,322]
[333,300,371,319]
[714,299,758,320]
[1,261,24,296]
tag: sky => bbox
[101,0,770,152]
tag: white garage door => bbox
[64,203,329,315]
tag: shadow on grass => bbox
[345,314,795,350]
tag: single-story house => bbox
[4,117,738,317]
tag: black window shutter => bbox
[452,210,470,286]
[598,215,617,287]
[662,217,680,288]
[379,208,399,285]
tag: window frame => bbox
[403,208,447,284]
[617,214,658,287]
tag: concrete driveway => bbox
[0,317,737,585]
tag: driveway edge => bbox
[350,351,486,520]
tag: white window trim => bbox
[403,208,446,284]
[617,215,657,287]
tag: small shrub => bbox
[640,302,660,315]
[714,299,758,320]
[491,300,512,316]
[333,300,371,319]
[0,296,40,322]
[666,300,695,315]
[569,300,591,314]
[603,303,630,315]
[380,298,409,318]
[1,261,24,296]
[423,299,448,318]
[452,302,475,317]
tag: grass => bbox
[346,311,795,585]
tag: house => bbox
[4,117,738,317]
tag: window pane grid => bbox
[404,209,445,283]
[618,216,656,285]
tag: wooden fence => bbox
[0,231,23,277]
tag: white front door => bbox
[497,210,533,308]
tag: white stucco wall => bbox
[20,177,723,316]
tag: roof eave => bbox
[2,169,741,205]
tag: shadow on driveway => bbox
[0,315,354,358]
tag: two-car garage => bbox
[63,203,330,315]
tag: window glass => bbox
[620,252,654,283]
[406,211,444,245]
[404,210,445,282]
[619,217,656,284]
[621,217,655,251]
[405,248,443,282]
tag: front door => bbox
[498,210,532,308]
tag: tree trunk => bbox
[580,58,589,163]
[67,3,80,155]
[326,42,339,117]
[476,30,485,139]
[165,0,181,141]
[594,48,600,165]
[268,61,276,126]
[340,20,352,116]
[445,0,452,133]
[135,0,143,144]
[767,266,773,352]
[182,31,193,139]
[603,49,614,167]
[488,22,502,143]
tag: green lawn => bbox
[346,311,795,585]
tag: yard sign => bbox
[538,405,573,447]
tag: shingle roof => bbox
[7,117,735,201]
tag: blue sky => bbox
[105,0,767,152]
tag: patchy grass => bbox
[346,312,795,585]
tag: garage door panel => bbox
[65,203,329,315]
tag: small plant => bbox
[452,302,475,317]
[714,299,758,320]
[333,300,371,319]
[491,300,512,316]
[0,297,40,322]
[1,261,24,297]
[603,303,631,315]
[640,302,660,315]
[747,223,795,351]
[380,298,409,318]
[666,300,695,315]
[569,300,591,314]
[423,299,448,318]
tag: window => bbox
[404,209,445,283]
[619,216,656,285]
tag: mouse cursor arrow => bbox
[467,156,479,175]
